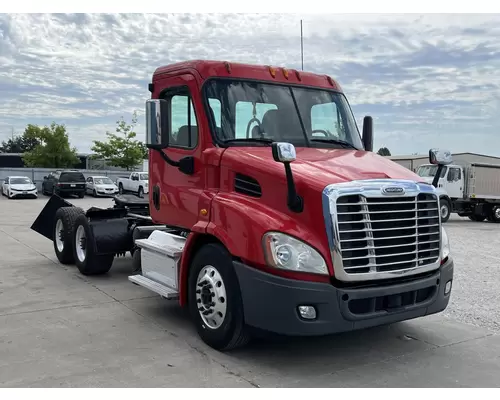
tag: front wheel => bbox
[138,187,144,198]
[118,183,124,194]
[440,198,451,223]
[188,243,250,351]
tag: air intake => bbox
[234,174,262,197]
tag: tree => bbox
[0,133,40,153]
[377,147,391,156]
[91,111,148,171]
[22,123,80,168]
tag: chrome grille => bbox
[336,192,440,274]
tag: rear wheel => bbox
[78,191,85,198]
[188,243,250,351]
[469,214,486,222]
[53,207,85,264]
[488,205,500,223]
[118,183,124,194]
[72,214,114,275]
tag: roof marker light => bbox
[224,61,232,74]
[282,68,289,79]
[268,66,276,78]
[295,70,302,81]
[326,75,335,87]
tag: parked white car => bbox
[2,176,38,199]
[116,171,149,198]
[86,176,119,197]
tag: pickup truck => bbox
[116,171,149,198]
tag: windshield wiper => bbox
[223,138,275,145]
[310,138,359,150]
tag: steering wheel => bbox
[245,117,264,138]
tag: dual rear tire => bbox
[53,207,114,275]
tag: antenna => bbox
[300,19,304,71]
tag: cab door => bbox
[149,73,209,229]
[445,166,464,199]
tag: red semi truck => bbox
[32,60,454,351]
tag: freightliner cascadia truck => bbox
[31,60,454,351]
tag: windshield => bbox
[204,79,363,149]
[10,177,31,185]
[416,165,447,178]
[139,173,148,181]
[94,177,114,185]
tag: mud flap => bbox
[30,195,74,240]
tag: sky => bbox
[0,13,499,156]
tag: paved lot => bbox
[0,195,499,387]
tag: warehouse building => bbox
[387,152,500,172]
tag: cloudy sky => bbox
[1,13,499,156]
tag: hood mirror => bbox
[271,142,302,213]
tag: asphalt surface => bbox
[0,195,499,387]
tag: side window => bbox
[234,101,277,139]
[170,93,198,149]
[311,102,346,140]
[447,167,461,182]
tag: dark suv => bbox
[42,170,86,198]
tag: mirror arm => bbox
[432,164,444,188]
[284,162,303,213]
[154,149,194,175]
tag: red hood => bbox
[222,147,423,188]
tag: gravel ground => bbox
[441,214,500,332]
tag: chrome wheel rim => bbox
[55,219,64,252]
[75,225,87,263]
[494,207,500,220]
[196,266,227,330]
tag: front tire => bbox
[118,183,124,194]
[188,243,250,351]
[138,187,144,198]
[53,207,85,264]
[440,198,451,223]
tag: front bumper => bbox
[9,190,38,198]
[234,258,454,336]
[95,189,119,196]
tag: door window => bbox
[168,90,198,149]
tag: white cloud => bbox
[0,13,500,155]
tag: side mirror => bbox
[271,142,302,213]
[145,99,169,150]
[43,176,48,180]
[362,116,373,152]
[429,148,452,188]
[429,148,453,165]
[272,142,296,163]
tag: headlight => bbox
[262,232,328,275]
[441,226,450,260]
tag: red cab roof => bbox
[153,60,343,92]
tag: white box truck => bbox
[416,156,500,223]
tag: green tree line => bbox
[0,113,147,170]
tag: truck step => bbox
[128,274,179,299]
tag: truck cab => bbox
[33,60,454,351]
